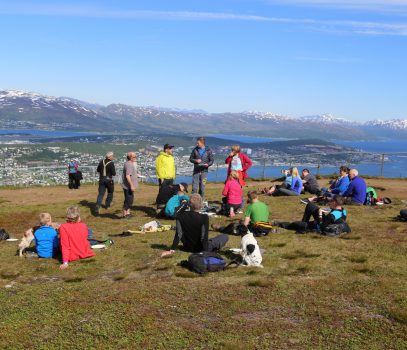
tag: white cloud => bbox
[263,0,407,13]
[0,3,406,36]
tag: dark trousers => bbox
[207,234,229,252]
[68,173,78,189]
[123,189,134,210]
[278,202,320,233]
[304,184,320,195]
[96,178,114,208]
[159,179,174,187]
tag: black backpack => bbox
[0,229,10,240]
[322,222,351,237]
[181,252,237,274]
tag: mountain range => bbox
[0,89,406,140]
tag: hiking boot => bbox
[94,206,100,215]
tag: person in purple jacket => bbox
[269,167,303,196]
[343,169,367,205]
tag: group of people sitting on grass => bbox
[20,207,112,269]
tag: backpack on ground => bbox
[365,186,378,206]
[181,252,237,274]
[251,222,273,237]
[399,209,407,221]
[0,229,10,240]
[322,222,351,237]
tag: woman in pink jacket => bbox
[225,145,252,186]
[222,171,243,217]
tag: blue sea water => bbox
[0,129,96,138]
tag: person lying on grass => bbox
[59,206,95,270]
[34,213,60,259]
[161,194,228,257]
[274,195,350,235]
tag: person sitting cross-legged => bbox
[275,195,350,235]
[161,194,228,257]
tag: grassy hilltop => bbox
[0,179,406,349]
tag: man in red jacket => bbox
[225,145,252,186]
[59,206,95,270]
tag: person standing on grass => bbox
[156,144,176,187]
[121,152,139,219]
[189,137,214,198]
[225,145,252,186]
[95,152,116,215]
[68,159,79,189]
[161,194,228,257]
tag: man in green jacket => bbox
[156,144,176,187]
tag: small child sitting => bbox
[34,213,60,258]
[164,191,189,219]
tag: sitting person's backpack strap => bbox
[252,221,273,236]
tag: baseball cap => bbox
[164,144,174,150]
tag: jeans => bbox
[192,171,208,197]
[304,183,320,195]
[96,178,114,208]
[123,189,134,210]
[207,234,229,252]
[273,188,299,196]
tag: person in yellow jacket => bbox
[156,144,176,187]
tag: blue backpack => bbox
[182,252,236,274]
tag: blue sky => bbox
[0,0,406,121]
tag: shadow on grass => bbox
[133,205,157,217]
[150,244,168,251]
[281,250,320,260]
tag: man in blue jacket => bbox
[189,137,214,198]
[343,169,367,205]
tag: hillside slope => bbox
[0,180,406,349]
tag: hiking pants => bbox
[68,173,77,189]
[207,234,229,252]
[192,171,208,197]
[304,183,320,195]
[123,189,134,210]
[96,177,114,208]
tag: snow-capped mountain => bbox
[0,89,405,139]
[365,119,407,130]
[301,114,358,126]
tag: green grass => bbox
[0,181,406,349]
